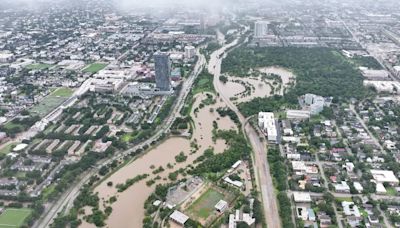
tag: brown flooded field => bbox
[216,66,295,103]
[258,66,295,95]
[87,93,237,228]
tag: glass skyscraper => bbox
[154,52,171,91]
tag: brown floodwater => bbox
[258,67,295,95]
[216,66,295,103]
[88,93,236,228]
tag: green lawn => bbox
[51,87,74,97]
[335,197,353,202]
[386,187,398,196]
[83,63,107,73]
[26,63,53,70]
[188,188,225,218]
[0,142,17,155]
[30,96,66,117]
[192,71,215,94]
[0,208,32,228]
[3,122,24,131]
[41,184,56,200]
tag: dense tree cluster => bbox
[189,130,250,178]
[267,147,288,191]
[222,47,368,101]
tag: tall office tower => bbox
[154,52,171,91]
[184,46,196,59]
[254,21,269,38]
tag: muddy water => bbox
[217,76,272,103]
[216,67,295,103]
[258,67,295,95]
[90,137,191,228]
[89,93,237,228]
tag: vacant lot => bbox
[0,208,32,228]
[187,188,225,219]
[83,63,107,73]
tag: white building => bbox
[304,93,326,115]
[376,183,387,194]
[184,46,196,59]
[360,67,389,80]
[254,21,270,38]
[0,52,14,63]
[293,192,312,203]
[353,182,364,193]
[258,112,278,142]
[229,210,255,228]
[394,66,400,77]
[371,169,399,185]
[342,201,361,227]
[286,110,311,120]
[335,181,350,193]
[364,80,400,93]
[215,200,228,213]
[169,210,189,226]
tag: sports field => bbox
[82,63,107,73]
[26,63,53,70]
[0,208,32,228]
[30,87,73,117]
[187,188,225,218]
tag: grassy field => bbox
[30,88,73,117]
[3,122,24,131]
[335,196,353,202]
[187,188,225,218]
[52,87,74,97]
[30,96,65,117]
[386,187,398,196]
[26,63,53,70]
[0,142,17,155]
[0,208,32,228]
[83,63,107,73]
[192,71,215,94]
[41,184,56,200]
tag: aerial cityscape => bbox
[0,0,400,227]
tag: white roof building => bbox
[342,201,361,218]
[258,112,278,141]
[13,143,28,152]
[228,210,256,228]
[286,110,311,120]
[215,200,228,213]
[224,177,243,188]
[376,183,387,194]
[335,181,350,193]
[371,169,399,185]
[293,192,312,203]
[364,80,400,93]
[169,210,189,226]
[353,182,364,193]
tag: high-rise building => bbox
[154,52,171,91]
[184,46,196,59]
[254,21,269,38]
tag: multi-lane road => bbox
[33,50,206,228]
[208,33,281,228]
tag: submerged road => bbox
[208,32,281,228]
